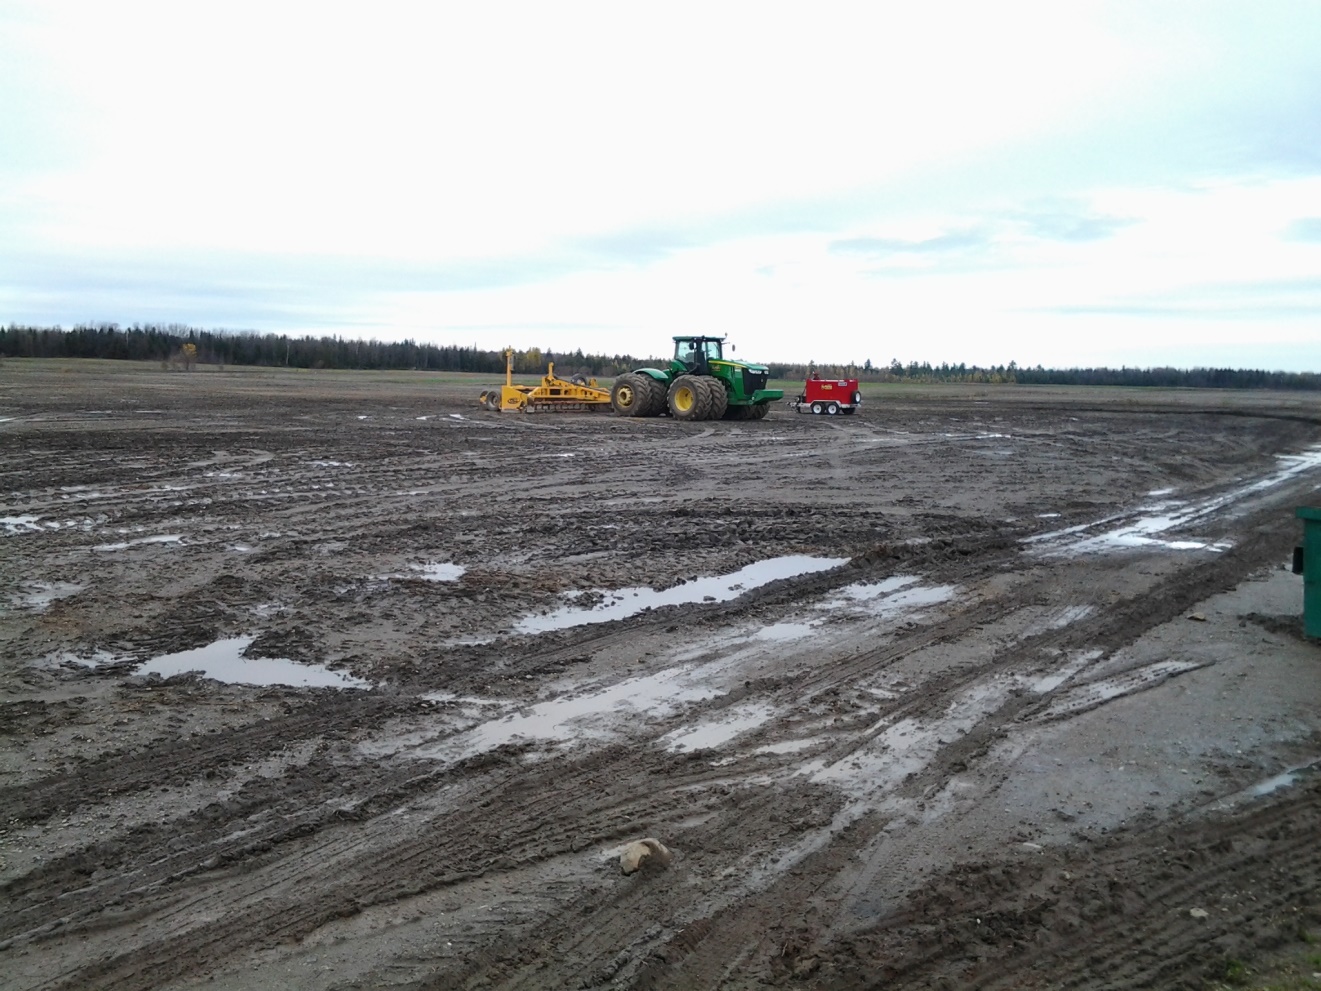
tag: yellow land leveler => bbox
[478,348,613,413]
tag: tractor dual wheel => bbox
[613,373,666,416]
[636,374,666,415]
[612,374,648,416]
[724,402,769,420]
[610,373,644,416]
[702,377,728,419]
[666,376,728,421]
[667,375,713,421]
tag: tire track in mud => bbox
[4,496,1308,987]
[6,388,1321,990]
[0,694,417,826]
[428,498,1311,990]
[827,779,1321,991]
[26,744,792,991]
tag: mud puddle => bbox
[395,663,728,761]
[659,701,779,752]
[10,581,82,611]
[135,636,370,688]
[1031,442,1321,555]
[515,554,849,633]
[91,533,184,551]
[816,577,957,616]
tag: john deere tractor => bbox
[610,336,783,421]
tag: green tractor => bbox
[610,336,783,421]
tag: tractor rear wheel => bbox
[611,374,650,416]
[667,375,711,421]
[702,377,729,419]
[638,375,667,416]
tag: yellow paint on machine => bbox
[478,348,613,413]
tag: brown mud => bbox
[1,362,1320,990]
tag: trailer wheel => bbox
[852,390,862,404]
[810,401,823,414]
[826,402,839,415]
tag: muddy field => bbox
[2,360,1321,990]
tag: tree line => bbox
[782,358,1321,391]
[2,324,1317,391]
[0,324,648,376]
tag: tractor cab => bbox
[672,336,725,374]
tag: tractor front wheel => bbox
[750,402,770,419]
[702,378,728,419]
[668,375,712,421]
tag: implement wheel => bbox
[668,375,711,421]
[612,374,650,416]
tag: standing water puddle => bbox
[1208,757,1320,811]
[659,702,778,752]
[12,581,82,611]
[414,664,723,760]
[136,636,369,688]
[515,555,848,633]
[92,534,183,551]
[816,576,956,616]
[412,562,466,581]
[755,622,820,641]
[1030,444,1321,555]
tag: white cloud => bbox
[2,1,1320,369]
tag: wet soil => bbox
[2,361,1320,990]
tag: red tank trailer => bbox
[787,375,862,415]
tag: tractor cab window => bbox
[675,339,722,363]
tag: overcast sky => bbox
[2,2,1320,369]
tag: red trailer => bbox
[787,376,862,415]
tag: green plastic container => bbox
[1297,507,1321,639]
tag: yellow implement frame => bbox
[478,349,613,413]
